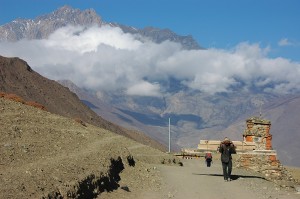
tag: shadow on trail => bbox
[192,173,267,181]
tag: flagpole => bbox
[168,117,171,153]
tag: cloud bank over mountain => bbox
[1,25,300,96]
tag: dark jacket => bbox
[219,142,236,163]
[205,153,212,161]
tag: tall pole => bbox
[168,117,171,153]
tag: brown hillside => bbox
[0,55,166,151]
[0,97,180,198]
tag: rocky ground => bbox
[0,97,181,198]
[1,97,300,199]
[156,158,300,199]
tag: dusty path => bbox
[157,158,300,199]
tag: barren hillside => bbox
[0,97,180,198]
[0,55,166,151]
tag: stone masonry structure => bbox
[243,117,272,150]
[197,116,298,186]
[237,117,282,180]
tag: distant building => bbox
[198,116,272,152]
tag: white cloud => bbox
[45,25,142,53]
[186,73,236,94]
[0,25,300,96]
[278,38,294,46]
[126,81,161,96]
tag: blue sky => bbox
[1,0,300,96]
[1,0,299,61]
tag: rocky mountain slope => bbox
[0,5,200,50]
[59,79,300,167]
[0,6,102,41]
[0,96,181,198]
[57,80,171,147]
[0,55,166,151]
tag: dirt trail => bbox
[156,158,300,199]
[99,157,300,199]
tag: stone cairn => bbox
[236,117,298,187]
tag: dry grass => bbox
[25,101,47,111]
[0,92,47,111]
[0,91,5,97]
[3,93,25,103]
[74,118,87,127]
[285,166,300,182]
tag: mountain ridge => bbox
[0,5,201,50]
[0,55,166,151]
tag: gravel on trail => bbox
[155,158,300,199]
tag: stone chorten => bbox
[243,117,272,150]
